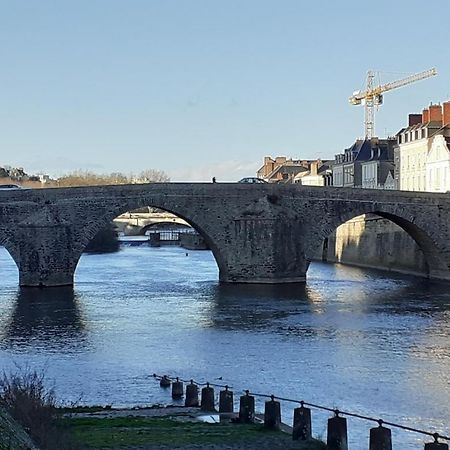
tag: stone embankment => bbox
[317,214,428,277]
[0,407,37,450]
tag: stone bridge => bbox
[0,183,449,287]
[114,211,190,235]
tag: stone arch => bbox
[305,203,450,280]
[0,233,20,271]
[73,200,227,279]
[139,221,191,235]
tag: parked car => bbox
[0,184,23,190]
[238,177,267,184]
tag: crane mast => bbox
[349,68,437,139]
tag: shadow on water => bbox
[362,277,450,315]
[1,287,88,351]
[205,283,324,330]
[202,272,450,340]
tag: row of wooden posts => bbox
[154,374,448,450]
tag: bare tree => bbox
[135,169,170,183]
[52,169,169,187]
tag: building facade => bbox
[396,102,450,192]
[426,134,450,192]
[256,156,332,185]
[332,138,396,189]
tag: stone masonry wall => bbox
[2,184,450,286]
[316,214,428,276]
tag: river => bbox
[0,245,449,449]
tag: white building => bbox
[396,102,450,192]
[426,135,450,192]
[297,161,332,186]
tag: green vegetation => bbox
[0,367,79,449]
[0,367,326,450]
[62,415,326,449]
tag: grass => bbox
[61,415,325,448]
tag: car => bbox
[0,184,23,190]
[238,177,267,184]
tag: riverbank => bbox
[0,406,37,450]
[61,405,326,449]
[316,213,428,277]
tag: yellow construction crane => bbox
[349,67,437,139]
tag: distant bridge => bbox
[0,183,450,287]
[114,211,190,235]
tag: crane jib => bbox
[349,67,437,139]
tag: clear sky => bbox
[1,0,449,181]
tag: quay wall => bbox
[316,214,429,277]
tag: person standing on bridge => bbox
[212,177,216,183]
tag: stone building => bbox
[256,156,332,185]
[396,102,450,192]
[296,161,333,186]
[427,134,450,192]
[332,138,396,188]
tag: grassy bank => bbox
[0,369,325,449]
[60,411,326,449]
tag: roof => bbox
[342,138,395,162]
[266,164,308,180]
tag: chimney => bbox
[443,102,450,126]
[409,114,422,126]
[422,108,429,123]
[429,104,443,123]
[310,161,318,176]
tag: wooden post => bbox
[425,440,449,450]
[171,377,184,399]
[185,380,199,407]
[219,385,234,413]
[239,391,255,423]
[264,395,281,430]
[200,383,215,411]
[369,422,392,450]
[327,412,348,450]
[292,403,312,440]
[159,375,171,388]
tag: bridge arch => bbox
[73,199,227,280]
[0,233,20,285]
[306,203,450,280]
[140,221,191,235]
[0,234,20,271]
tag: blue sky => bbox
[0,0,448,181]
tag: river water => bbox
[0,245,449,449]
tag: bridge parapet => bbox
[1,184,450,287]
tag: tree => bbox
[135,169,170,183]
[53,169,170,187]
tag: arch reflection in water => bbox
[2,287,88,352]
